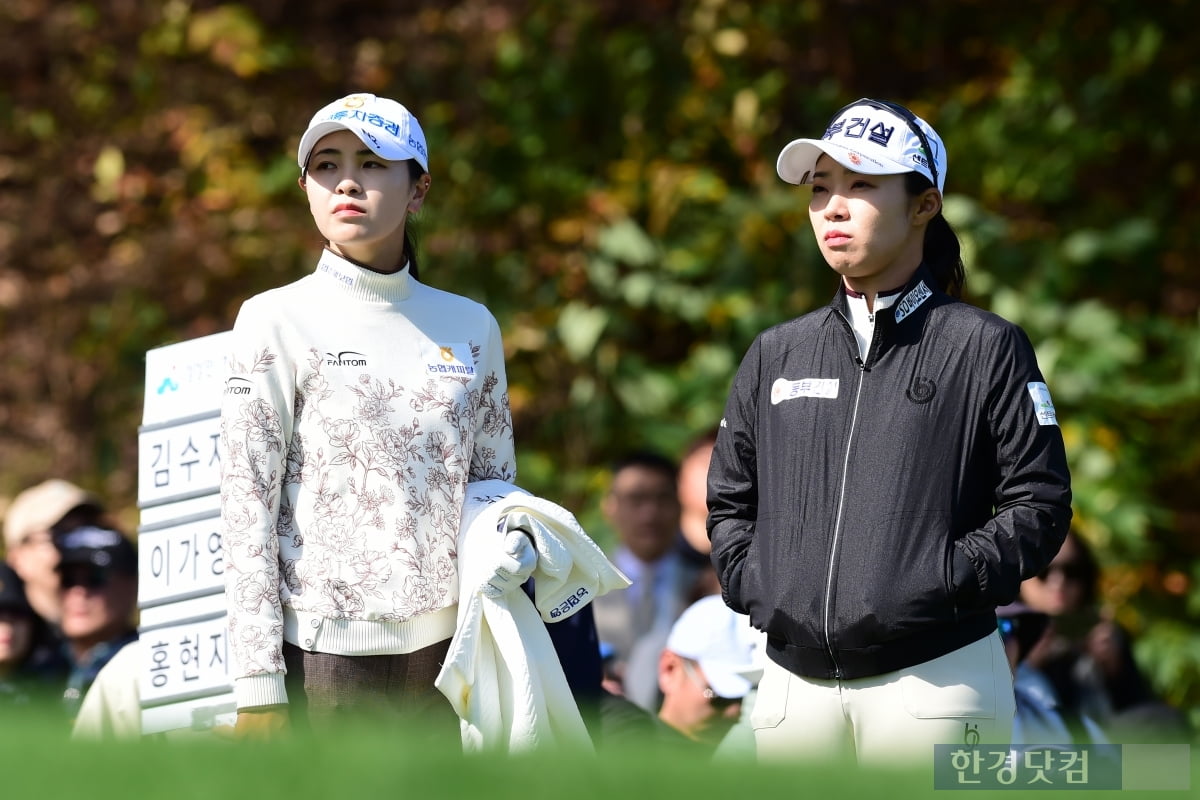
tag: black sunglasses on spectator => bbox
[60,565,112,591]
[1036,560,1088,582]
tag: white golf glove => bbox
[482,515,538,599]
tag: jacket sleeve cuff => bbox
[952,547,983,606]
[235,673,289,710]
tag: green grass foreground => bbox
[6,704,1195,799]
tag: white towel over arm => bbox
[435,480,631,753]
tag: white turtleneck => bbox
[845,288,903,360]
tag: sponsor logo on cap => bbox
[59,526,123,551]
[408,134,427,161]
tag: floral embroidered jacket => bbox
[219,249,516,708]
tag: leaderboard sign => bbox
[137,331,236,735]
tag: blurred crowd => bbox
[1,444,1191,754]
[1003,532,1190,746]
[0,480,137,725]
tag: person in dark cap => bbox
[54,525,138,720]
[0,562,67,708]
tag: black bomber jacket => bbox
[708,266,1072,680]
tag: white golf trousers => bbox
[752,631,1015,767]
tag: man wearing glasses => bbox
[54,524,138,721]
[655,595,762,752]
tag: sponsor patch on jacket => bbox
[425,342,475,377]
[893,280,932,323]
[771,377,839,405]
[1027,381,1059,426]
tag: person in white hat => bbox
[708,99,1072,765]
[220,93,530,740]
[655,595,761,750]
[3,479,105,627]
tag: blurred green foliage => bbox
[0,0,1196,726]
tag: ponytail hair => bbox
[404,160,427,282]
[905,172,964,298]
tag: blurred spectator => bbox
[1,562,67,707]
[588,595,761,756]
[55,525,138,721]
[655,595,759,752]
[72,639,142,740]
[0,563,38,707]
[592,451,700,710]
[997,601,1089,745]
[1019,531,1189,743]
[3,479,106,628]
[674,429,721,603]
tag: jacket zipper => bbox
[823,311,869,680]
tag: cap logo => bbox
[780,98,944,191]
[328,110,403,141]
[59,525,123,550]
[826,115,897,149]
[867,121,895,146]
[299,95,429,174]
[408,134,427,160]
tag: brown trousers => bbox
[283,639,460,742]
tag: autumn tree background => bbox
[1,1,1197,728]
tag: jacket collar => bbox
[828,264,942,328]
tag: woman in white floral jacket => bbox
[219,93,525,739]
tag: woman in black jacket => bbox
[708,98,1072,765]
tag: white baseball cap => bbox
[3,479,100,551]
[297,93,429,174]
[666,595,761,700]
[776,98,947,192]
